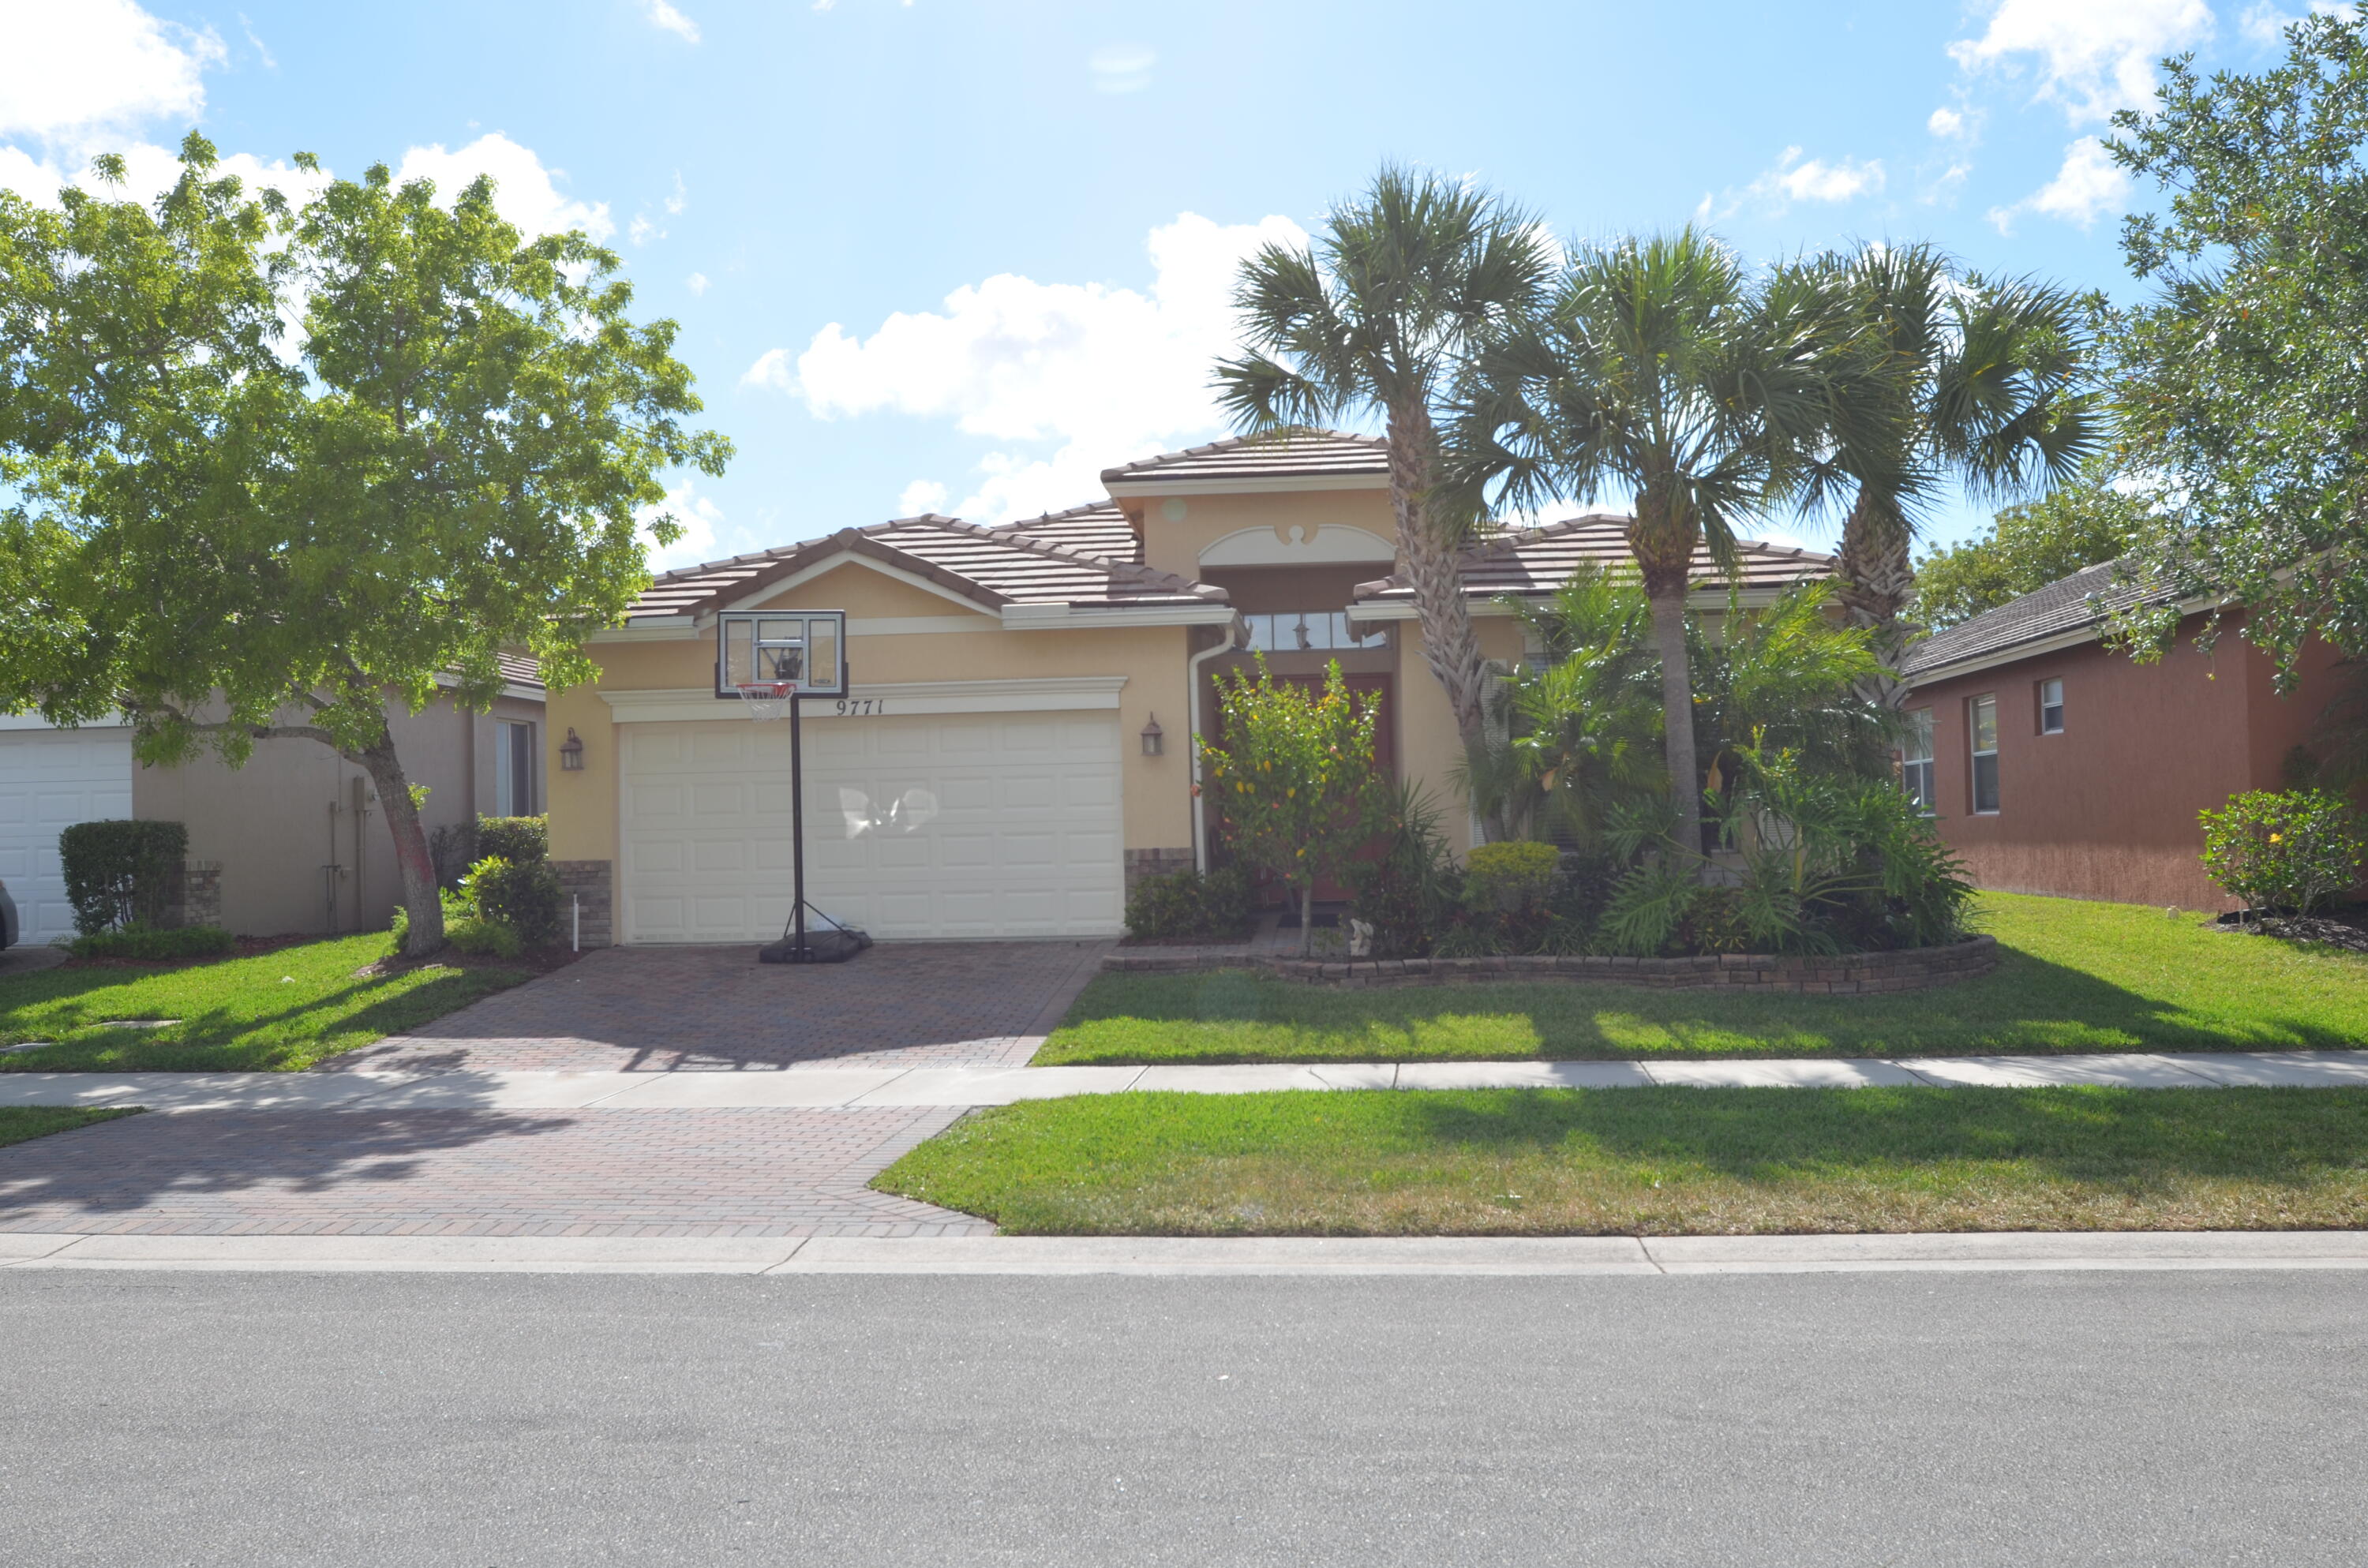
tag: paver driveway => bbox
[332,939,1110,1073]
[1,941,1109,1238]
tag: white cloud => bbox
[639,478,750,572]
[2239,2,2356,45]
[1703,148,1885,219]
[0,140,324,212]
[1928,106,1969,139]
[1922,161,1975,205]
[664,172,687,215]
[394,133,613,241]
[0,0,223,147]
[751,211,1310,522]
[1088,44,1156,95]
[897,480,950,518]
[1948,0,2213,124]
[237,12,278,71]
[643,1,701,43]
[629,215,658,245]
[686,271,709,295]
[1990,136,2131,231]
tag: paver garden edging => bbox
[1103,934,1999,994]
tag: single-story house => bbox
[545,431,1833,946]
[0,661,546,944]
[1900,562,2356,910]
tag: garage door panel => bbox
[621,713,1122,941]
[0,726,136,946]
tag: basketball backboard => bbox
[716,610,846,698]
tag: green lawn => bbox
[1037,893,2368,1064]
[0,1106,142,1148]
[875,1086,2368,1236]
[0,934,528,1072]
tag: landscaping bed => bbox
[874,1085,2368,1236]
[0,1106,142,1150]
[1038,893,2368,1064]
[0,932,529,1072]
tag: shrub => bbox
[58,819,189,935]
[1345,782,1462,958]
[67,923,235,961]
[1125,866,1254,941]
[475,814,549,865]
[388,893,523,959]
[463,854,564,949]
[2199,788,2366,920]
[429,821,478,889]
[1463,841,1561,914]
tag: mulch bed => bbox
[2214,906,2368,956]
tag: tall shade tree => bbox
[2108,12,2368,674]
[1815,243,2103,679]
[1212,166,1555,751]
[1450,230,1902,855]
[0,135,729,956]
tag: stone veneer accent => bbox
[162,860,223,930]
[1106,934,1999,995]
[1122,847,1195,893]
[552,859,614,949]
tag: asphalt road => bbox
[4,1269,2363,1566]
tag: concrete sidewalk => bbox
[4,1229,2367,1275]
[4,1049,2367,1110]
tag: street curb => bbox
[3,1231,2366,1276]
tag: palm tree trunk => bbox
[1385,402,1488,750]
[1645,583,1703,859]
[1835,490,1917,708]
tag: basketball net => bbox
[736,681,796,721]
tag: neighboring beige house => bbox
[0,660,545,943]
[545,432,1832,946]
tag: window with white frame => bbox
[1240,612,1388,653]
[495,719,536,818]
[1900,709,1936,813]
[2038,676,2065,735]
[1969,694,1999,814]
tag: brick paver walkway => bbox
[332,940,1110,1073]
[0,1106,987,1237]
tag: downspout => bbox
[1187,616,1242,874]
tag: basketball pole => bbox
[789,685,807,961]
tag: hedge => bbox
[58,820,188,935]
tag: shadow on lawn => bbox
[0,1107,572,1223]
[1402,1085,2366,1184]
[1073,944,2368,1058]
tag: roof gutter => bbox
[1187,617,1242,874]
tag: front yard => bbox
[0,934,529,1072]
[1038,893,2368,1064]
[875,1086,2368,1236]
[0,1107,142,1148]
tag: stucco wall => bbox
[1904,616,2351,909]
[131,690,543,936]
[1130,488,1396,582]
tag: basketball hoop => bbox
[736,681,796,721]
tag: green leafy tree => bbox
[1452,230,1905,855]
[1200,657,1385,956]
[0,135,728,955]
[2107,13,2368,673]
[1910,470,2144,630]
[1214,167,1554,752]
[1812,241,2103,675]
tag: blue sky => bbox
[0,0,2320,567]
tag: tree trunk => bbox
[1834,490,1918,709]
[1385,402,1489,750]
[353,727,445,958]
[1299,882,1315,959]
[1645,584,1704,861]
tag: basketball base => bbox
[758,922,873,964]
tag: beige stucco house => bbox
[545,432,1831,946]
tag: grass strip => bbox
[0,934,526,1072]
[0,1106,143,1150]
[875,1086,2368,1236]
[1038,893,2368,1064]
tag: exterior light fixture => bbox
[1140,714,1165,758]
[560,727,586,772]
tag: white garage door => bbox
[0,723,135,946]
[620,712,1123,942]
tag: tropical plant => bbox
[1343,779,1462,960]
[1452,230,1905,855]
[1213,166,1555,751]
[1201,657,1386,956]
[0,135,728,956]
[1811,242,2103,675]
[1911,467,2142,630]
[2198,789,2366,923]
[1689,582,1894,791]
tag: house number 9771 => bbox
[834,698,884,716]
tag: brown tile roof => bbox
[1351,515,1836,605]
[1900,559,2167,679]
[496,653,543,690]
[990,501,1139,563]
[623,516,1223,623]
[1100,429,1390,488]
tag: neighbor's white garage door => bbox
[620,712,1123,942]
[0,723,134,945]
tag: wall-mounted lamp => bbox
[559,727,586,772]
[1139,714,1165,758]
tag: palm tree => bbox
[1451,230,1905,856]
[1213,167,1555,751]
[1815,243,2104,685]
